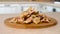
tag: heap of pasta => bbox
[10,7,49,24]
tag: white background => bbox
[0,3,60,14]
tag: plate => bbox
[4,17,57,29]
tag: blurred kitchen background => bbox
[0,0,60,14]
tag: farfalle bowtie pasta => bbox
[9,7,49,24]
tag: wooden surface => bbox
[4,17,57,29]
[0,12,60,34]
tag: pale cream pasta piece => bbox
[41,18,49,23]
[20,12,28,18]
[33,17,40,24]
[31,15,36,18]
[17,18,24,24]
[24,17,32,24]
[28,10,35,14]
[9,17,17,23]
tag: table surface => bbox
[0,12,60,34]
